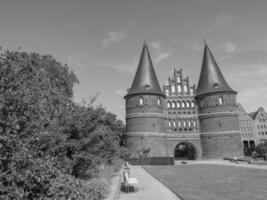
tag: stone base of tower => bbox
[126,132,167,157]
[200,131,243,159]
[126,132,204,160]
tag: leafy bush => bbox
[0,48,127,199]
[255,141,267,159]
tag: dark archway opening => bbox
[249,140,256,152]
[174,142,196,160]
[243,140,256,156]
[243,140,249,156]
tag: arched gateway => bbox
[174,142,196,160]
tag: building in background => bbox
[237,103,258,155]
[249,107,267,143]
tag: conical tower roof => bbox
[196,43,236,96]
[125,42,164,98]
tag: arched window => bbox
[190,88,194,95]
[191,101,195,107]
[178,85,182,93]
[188,121,191,127]
[184,85,188,93]
[172,101,176,109]
[173,121,176,128]
[177,101,181,108]
[171,85,175,93]
[167,102,171,109]
[183,120,187,131]
[168,121,172,128]
[157,98,161,105]
[186,101,190,108]
[166,89,169,96]
[193,120,196,127]
[178,120,181,127]
[139,97,144,105]
[181,101,185,108]
[219,96,224,105]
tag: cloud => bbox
[222,42,236,53]
[222,49,267,64]
[67,55,83,68]
[150,41,172,64]
[185,42,203,52]
[150,41,161,50]
[215,13,232,27]
[67,52,138,74]
[115,89,126,96]
[235,64,267,78]
[101,30,127,48]
[93,57,138,74]
[203,13,232,33]
[224,63,267,112]
[155,52,172,63]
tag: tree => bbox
[255,141,267,160]
[0,48,127,199]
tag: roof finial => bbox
[203,36,207,46]
[143,39,147,46]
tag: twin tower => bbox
[124,42,243,159]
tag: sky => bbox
[1,0,267,121]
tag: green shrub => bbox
[256,142,267,159]
[47,174,109,200]
[0,48,126,199]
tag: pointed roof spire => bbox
[196,43,236,96]
[203,36,207,45]
[125,42,164,98]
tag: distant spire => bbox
[125,42,164,98]
[196,43,236,96]
[203,36,206,45]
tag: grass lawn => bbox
[143,165,267,200]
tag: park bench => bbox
[121,169,138,192]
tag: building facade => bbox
[237,103,258,155]
[249,107,267,143]
[163,69,201,159]
[124,42,243,160]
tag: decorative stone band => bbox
[198,111,238,119]
[126,112,166,119]
[200,130,241,137]
[166,114,199,118]
[126,132,166,137]
[166,133,201,140]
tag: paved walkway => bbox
[119,166,181,200]
[175,159,267,170]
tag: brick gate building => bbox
[124,42,243,160]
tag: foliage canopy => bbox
[0,49,127,199]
